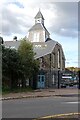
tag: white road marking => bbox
[65,101,80,104]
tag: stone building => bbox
[3,10,65,88]
[27,10,65,88]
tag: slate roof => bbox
[4,38,65,60]
[33,39,57,59]
[29,23,43,31]
[4,39,57,59]
[29,23,50,35]
[4,41,21,50]
[35,10,44,20]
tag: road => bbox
[2,96,78,118]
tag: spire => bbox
[39,8,40,12]
[35,9,44,25]
[35,9,44,20]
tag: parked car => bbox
[69,83,73,87]
[60,83,66,88]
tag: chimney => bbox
[13,36,17,41]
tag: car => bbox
[60,83,66,88]
[69,83,73,87]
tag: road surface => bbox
[2,96,78,118]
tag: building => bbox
[28,9,50,42]
[3,10,65,88]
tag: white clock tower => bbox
[28,9,50,42]
[35,9,44,25]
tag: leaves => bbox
[2,46,22,89]
[18,39,39,79]
[2,38,39,89]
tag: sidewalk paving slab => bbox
[1,88,79,100]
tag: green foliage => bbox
[0,45,2,93]
[18,39,39,79]
[66,67,80,72]
[2,86,33,95]
[2,45,22,90]
[2,38,39,91]
[18,39,35,60]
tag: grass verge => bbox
[2,86,33,95]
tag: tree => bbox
[18,39,39,88]
[30,59,39,89]
[0,44,2,92]
[2,46,21,89]
[2,38,39,90]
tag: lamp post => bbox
[78,71,80,89]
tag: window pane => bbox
[42,76,44,82]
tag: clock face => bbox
[37,19,40,23]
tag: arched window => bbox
[58,50,60,68]
[33,33,39,42]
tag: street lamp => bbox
[78,71,80,89]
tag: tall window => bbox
[33,33,39,42]
[58,50,60,68]
[52,75,55,84]
[53,53,55,64]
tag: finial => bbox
[39,8,40,12]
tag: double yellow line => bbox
[34,112,80,120]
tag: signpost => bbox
[78,71,80,89]
[58,69,60,89]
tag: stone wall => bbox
[28,30,45,42]
[37,43,65,88]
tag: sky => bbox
[0,0,79,67]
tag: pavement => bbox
[1,88,79,100]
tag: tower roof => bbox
[29,23,50,35]
[35,10,44,20]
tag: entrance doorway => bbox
[37,75,45,88]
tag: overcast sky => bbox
[1,0,78,67]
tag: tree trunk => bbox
[22,78,26,88]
